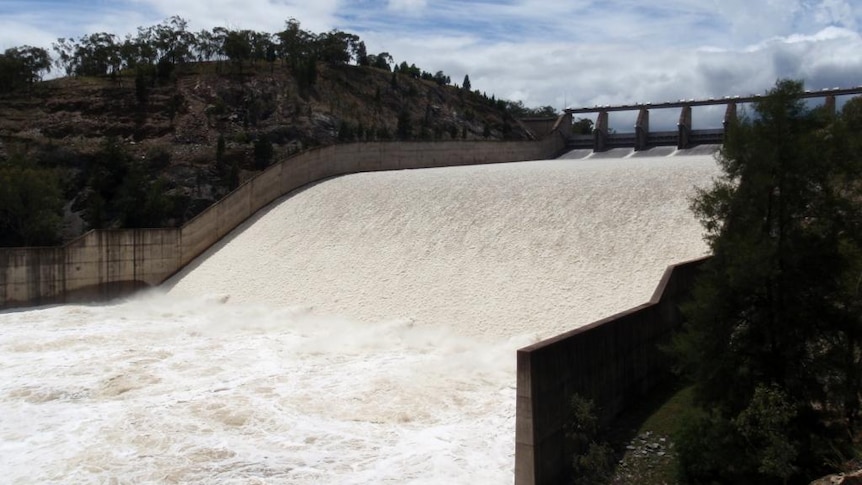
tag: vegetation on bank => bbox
[0,16,560,247]
[669,80,862,483]
[562,81,862,484]
[0,15,557,117]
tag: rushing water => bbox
[1,151,719,484]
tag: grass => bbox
[605,380,696,484]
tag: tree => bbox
[396,109,412,140]
[573,117,594,135]
[74,32,122,76]
[253,134,274,170]
[82,137,132,228]
[462,74,471,91]
[672,80,862,483]
[223,30,252,74]
[0,154,64,247]
[149,16,196,67]
[1,46,51,90]
[355,41,368,66]
[369,51,393,71]
[432,70,450,86]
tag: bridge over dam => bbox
[0,87,858,483]
[520,86,862,153]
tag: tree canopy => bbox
[0,46,51,92]
[0,154,64,247]
[672,80,862,483]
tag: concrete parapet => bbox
[2,133,567,309]
[514,257,707,484]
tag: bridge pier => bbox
[723,102,737,142]
[594,111,609,152]
[824,95,836,116]
[635,108,650,151]
[678,105,692,150]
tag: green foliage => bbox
[573,118,594,135]
[0,155,64,246]
[675,408,748,483]
[462,74,471,92]
[396,110,412,140]
[81,137,175,229]
[504,100,558,118]
[376,125,392,140]
[566,394,615,485]
[134,67,150,105]
[253,134,274,170]
[216,134,226,165]
[675,386,799,483]
[672,80,862,483]
[337,120,354,142]
[368,52,393,71]
[146,145,172,171]
[735,385,799,481]
[114,164,174,228]
[0,46,51,93]
[227,159,240,191]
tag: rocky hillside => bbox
[0,61,539,241]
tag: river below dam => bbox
[0,150,718,483]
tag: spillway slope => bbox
[168,152,719,340]
[0,150,721,484]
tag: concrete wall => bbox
[1,134,567,309]
[514,257,707,485]
[0,229,180,308]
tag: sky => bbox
[1,0,861,128]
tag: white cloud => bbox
[1,0,860,126]
[138,0,341,33]
[814,0,857,30]
[387,0,427,13]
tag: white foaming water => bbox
[1,153,719,484]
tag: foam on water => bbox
[0,153,719,483]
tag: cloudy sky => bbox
[1,0,861,127]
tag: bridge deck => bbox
[565,86,862,114]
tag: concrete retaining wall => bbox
[0,229,180,308]
[1,134,566,309]
[514,257,706,485]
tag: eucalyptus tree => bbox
[672,80,862,483]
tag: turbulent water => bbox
[0,150,719,484]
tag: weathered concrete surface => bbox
[1,135,567,309]
[0,229,180,308]
[514,257,706,485]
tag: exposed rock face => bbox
[810,470,862,484]
[0,62,534,238]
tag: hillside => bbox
[0,60,540,243]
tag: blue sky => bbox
[1,0,861,128]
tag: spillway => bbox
[0,150,719,483]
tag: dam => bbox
[0,147,719,483]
